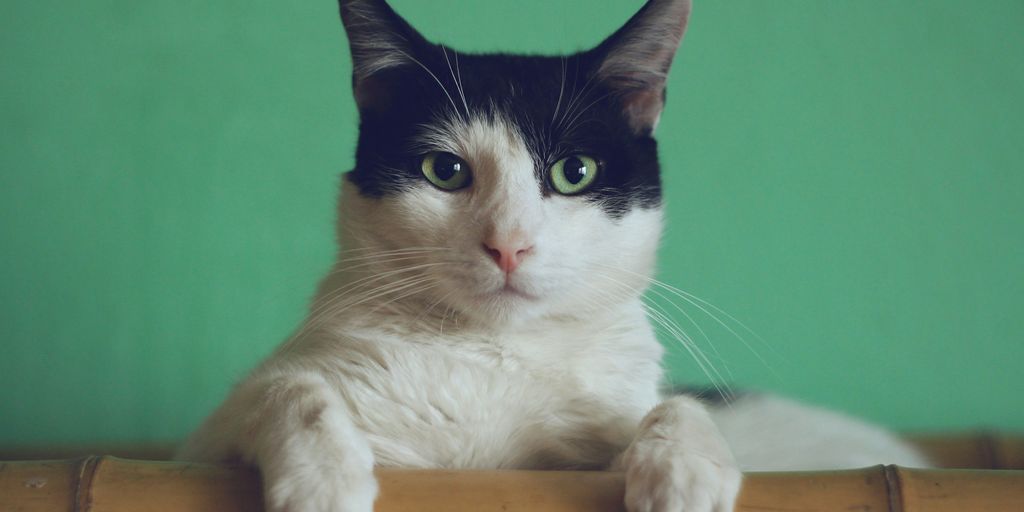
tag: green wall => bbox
[2,1,1022,447]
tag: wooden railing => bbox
[2,434,1022,511]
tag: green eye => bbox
[550,154,599,195]
[421,152,471,191]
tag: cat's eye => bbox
[421,152,472,191]
[549,155,599,195]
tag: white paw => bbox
[621,397,742,512]
[622,439,741,512]
[263,465,378,512]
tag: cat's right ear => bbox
[591,0,692,136]
[338,0,429,112]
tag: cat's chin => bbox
[472,289,541,321]
[449,285,549,328]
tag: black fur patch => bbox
[341,13,665,218]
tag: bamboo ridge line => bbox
[1,457,1023,512]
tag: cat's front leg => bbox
[618,396,742,512]
[236,372,377,512]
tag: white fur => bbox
[711,394,930,471]
[177,113,927,512]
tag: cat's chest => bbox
[330,332,659,469]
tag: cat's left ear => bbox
[592,0,692,136]
[338,0,430,112]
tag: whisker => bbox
[295,263,452,343]
[551,56,567,127]
[367,279,443,316]
[643,302,735,405]
[323,246,453,272]
[647,280,779,373]
[644,287,720,369]
[591,271,735,402]
[414,287,457,326]
[441,45,470,118]
[216,249,451,323]
[310,262,448,315]
[439,302,454,335]
[454,51,466,107]
[561,91,614,138]
[277,272,441,356]
[302,274,438,337]
[390,48,463,121]
[555,66,601,133]
[337,246,450,256]
[314,251,450,288]
[594,262,778,373]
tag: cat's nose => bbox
[482,239,534,274]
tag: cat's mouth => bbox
[480,282,538,301]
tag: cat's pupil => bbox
[435,153,462,181]
[564,156,589,185]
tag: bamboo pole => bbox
[2,433,1021,469]
[2,457,1023,512]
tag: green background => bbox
[2,0,1022,448]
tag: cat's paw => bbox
[263,465,378,512]
[621,397,742,512]
[621,439,741,512]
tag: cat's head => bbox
[333,0,690,328]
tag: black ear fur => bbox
[337,0,431,111]
[591,0,692,136]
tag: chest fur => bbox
[323,325,662,469]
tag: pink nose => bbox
[482,240,534,273]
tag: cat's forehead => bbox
[445,53,599,124]
[414,110,525,157]
[406,51,612,160]
[454,53,583,97]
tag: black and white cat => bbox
[177,1,928,511]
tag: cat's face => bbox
[336,0,690,327]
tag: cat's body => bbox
[180,270,661,471]
[178,1,928,511]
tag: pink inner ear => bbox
[592,0,690,135]
[621,87,666,136]
[354,74,393,113]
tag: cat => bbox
[176,1,929,511]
